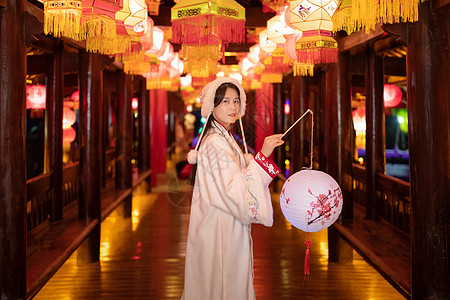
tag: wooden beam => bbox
[436,0,450,9]
[0,0,6,7]
[339,24,385,53]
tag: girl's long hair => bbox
[190,82,240,186]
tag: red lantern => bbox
[63,108,77,129]
[383,84,402,107]
[26,85,46,109]
[132,97,139,110]
[63,127,77,143]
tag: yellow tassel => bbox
[124,61,150,75]
[352,0,424,33]
[261,73,283,83]
[184,59,218,77]
[293,62,314,77]
[81,15,117,40]
[332,0,362,34]
[44,1,82,40]
[86,35,132,55]
[181,44,222,61]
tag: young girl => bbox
[182,77,284,299]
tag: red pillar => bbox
[255,83,273,154]
[150,89,168,186]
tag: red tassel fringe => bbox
[296,48,338,65]
[304,235,312,276]
[172,16,245,45]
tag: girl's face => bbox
[213,87,240,128]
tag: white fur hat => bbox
[199,77,246,118]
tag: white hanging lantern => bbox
[280,170,343,232]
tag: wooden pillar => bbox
[78,50,103,263]
[0,1,26,298]
[255,83,273,154]
[138,78,151,190]
[290,76,310,173]
[273,83,284,168]
[115,71,133,215]
[337,51,353,222]
[138,77,150,171]
[365,46,385,220]
[407,2,450,298]
[325,62,353,264]
[47,41,64,221]
[317,70,328,172]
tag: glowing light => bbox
[63,127,76,143]
[398,116,405,124]
[358,157,364,164]
[201,117,206,123]
[284,99,290,115]
[229,73,242,83]
[131,158,136,164]
[62,108,76,129]
[195,97,201,103]
[217,71,225,77]
[383,84,402,107]
[186,104,193,112]
[26,85,46,109]
[132,97,139,109]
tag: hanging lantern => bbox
[352,108,366,131]
[132,97,139,109]
[352,0,423,33]
[267,15,287,44]
[392,108,408,134]
[43,0,82,40]
[171,0,245,45]
[145,0,161,15]
[288,0,339,64]
[383,84,402,108]
[267,5,296,45]
[280,170,343,232]
[62,108,77,129]
[86,31,132,54]
[135,18,154,51]
[259,29,277,53]
[63,127,77,143]
[80,0,123,40]
[26,85,47,109]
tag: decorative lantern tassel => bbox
[172,16,245,45]
[86,35,131,55]
[81,15,117,40]
[44,2,82,40]
[304,234,312,276]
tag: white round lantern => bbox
[280,170,343,232]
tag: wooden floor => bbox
[34,171,406,300]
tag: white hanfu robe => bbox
[182,121,280,300]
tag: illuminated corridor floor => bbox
[34,173,406,299]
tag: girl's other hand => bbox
[261,134,285,157]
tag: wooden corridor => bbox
[34,172,406,300]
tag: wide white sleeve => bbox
[197,134,280,227]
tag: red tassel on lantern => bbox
[304,234,312,276]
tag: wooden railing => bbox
[352,163,367,207]
[26,172,53,231]
[104,148,116,183]
[376,173,410,234]
[351,163,410,235]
